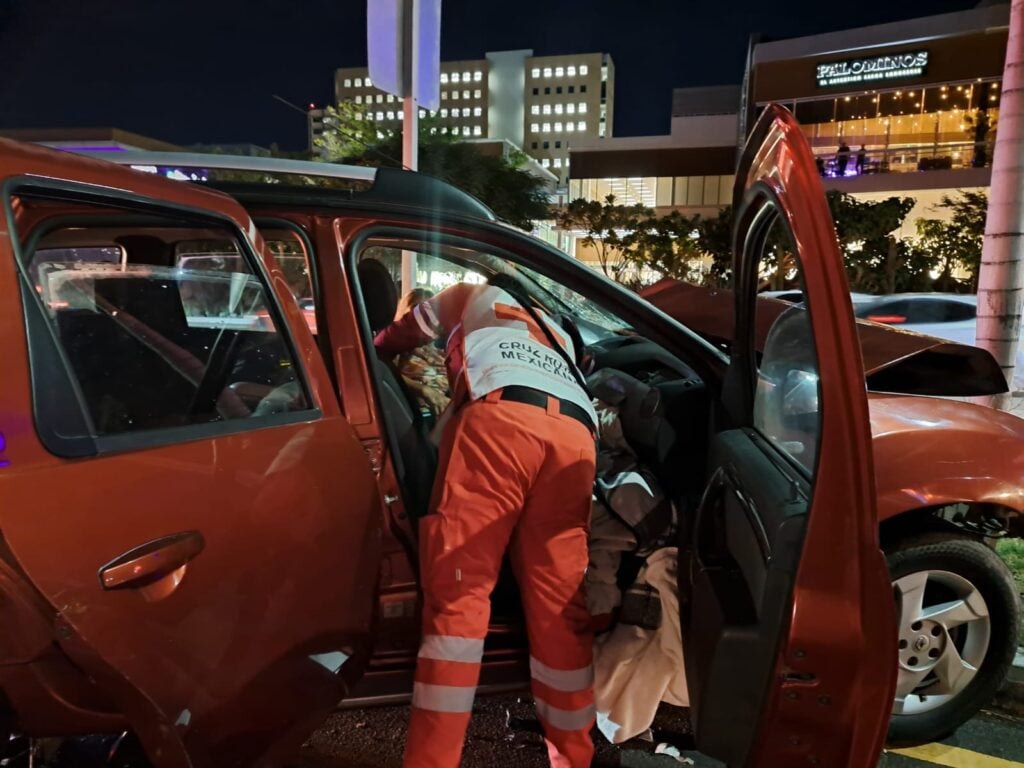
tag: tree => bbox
[315,101,551,230]
[976,0,1024,408]
[693,206,735,288]
[825,191,924,294]
[617,210,706,288]
[555,195,649,277]
[313,102,383,163]
[914,191,988,292]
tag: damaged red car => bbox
[0,105,1019,768]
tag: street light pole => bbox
[400,0,418,293]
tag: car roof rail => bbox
[68,151,497,221]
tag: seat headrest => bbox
[357,259,399,334]
[114,235,172,267]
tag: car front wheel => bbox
[886,533,1020,747]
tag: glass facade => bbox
[568,174,733,209]
[773,79,1001,176]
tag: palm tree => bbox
[976,0,1024,409]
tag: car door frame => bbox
[711,104,898,766]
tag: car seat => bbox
[356,259,438,519]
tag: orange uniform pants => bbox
[403,392,597,768]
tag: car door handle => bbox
[99,531,206,590]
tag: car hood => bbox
[640,279,1007,397]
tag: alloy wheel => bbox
[891,569,991,715]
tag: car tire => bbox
[885,532,1020,747]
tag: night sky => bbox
[0,0,982,150]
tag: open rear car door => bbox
[0,140,381,768]
[681,106,897,767]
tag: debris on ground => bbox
[654,742,695,764]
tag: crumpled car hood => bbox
[640,279,1007,397]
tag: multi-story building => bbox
[332,50,614,186]
[739,1,1007,234]
[567,1,1010,269]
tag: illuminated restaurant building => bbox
[739,0,1007,226]
[566,1,1008,264]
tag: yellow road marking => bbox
[889,743,1021,768]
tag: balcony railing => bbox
[813,142,993,179]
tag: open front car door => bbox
[681,105,897,767]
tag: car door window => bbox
[753,221,820,473]
[11,192,313,454]
[940,300,976,322]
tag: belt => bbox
[498,386,595,434]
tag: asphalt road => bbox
[291,697,1024,768]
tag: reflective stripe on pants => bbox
[402,398,596,768]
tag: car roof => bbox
[70,151,498,224]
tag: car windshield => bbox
[356,237,631,343]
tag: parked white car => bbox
[854,294,1024,391]
[760,289,878,306]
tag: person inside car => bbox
[392,288,450,417]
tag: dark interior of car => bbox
[352,250,714,621]
[19,211,310,443]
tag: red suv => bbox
[0,106,1018,768]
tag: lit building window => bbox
[452,126,460,136]
[542,104,551,115]
[577,120,586,131]
[531,105,540,115]
[599,123,606,137]
[555,104,563,115]
[555,67,564,77]
[566,123,575,133]
[376,112,384,120]
[542,158,551,167]
[344,78,352,87]
[453,91,460,100]
[474,89,482,98]
[441,126,448,134]
[463,90,470,99]
[473,107,482,117]
[474,71,483,82]
[441,109,449,117]
[376,94,384,103]
[578,103,587,113]
[531,122,541,133]
[354,78,363,87]
[366,76,373,87]
[452,73,460,83]
[419,109,426,118]
[567,104,575,114]
[387,94,395,103]
[567,66,576,77]
[553,158,562,168]
[474,125,483,136]
[543,123,552,133]
[442,91,448,99]
[579,65,589,76]
[543,67,553,77]
[463,71,470,82]
[387,111,395,120]
[441,73,449,84]
[452,108,461,117]
[355,95,363,104]
[532,67,541,78]
[555,122,563,132]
